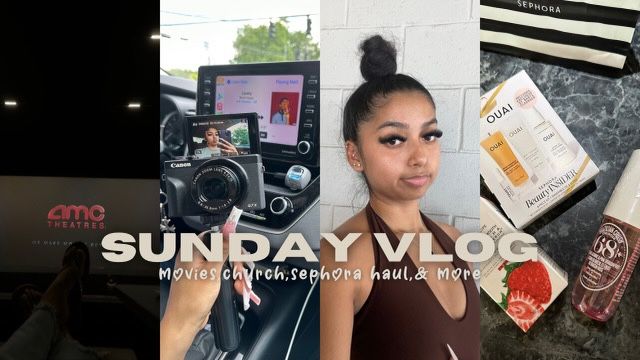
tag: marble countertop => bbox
[480,23,640,360]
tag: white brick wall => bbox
[320,0,480,233]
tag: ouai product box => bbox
[480,197,568,332]
[480,70,599,229]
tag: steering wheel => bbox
[160,110,188,160]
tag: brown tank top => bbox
[351,204,480,360]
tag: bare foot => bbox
[12,284,43,323]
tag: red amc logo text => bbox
[48,205,105,222]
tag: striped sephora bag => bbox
[480,0,640,71]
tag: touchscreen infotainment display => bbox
[214,75,304,146]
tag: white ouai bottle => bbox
[503,110,546,183]
[521,106,576,171]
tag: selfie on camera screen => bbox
[190,117,251,159]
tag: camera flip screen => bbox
[187,113,260,160]
[213,75,304,146]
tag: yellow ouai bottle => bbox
[481,131,529,187]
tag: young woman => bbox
[320,35,480,360]
[195,126,239,158]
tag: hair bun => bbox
[360,35,397,81]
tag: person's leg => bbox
[0,246,92,360]
[0,303,100,360]
[48,336,100,360]
[0,303,60,360]
[44,259,99,360]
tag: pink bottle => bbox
[572,149,640,321]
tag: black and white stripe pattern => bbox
[480,0,640,69]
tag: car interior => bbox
[159,61,320,359]
[0,2,320,359]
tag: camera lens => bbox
[190,158,248,213]
[202,177,228,200]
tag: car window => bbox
[160,0,320,80]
